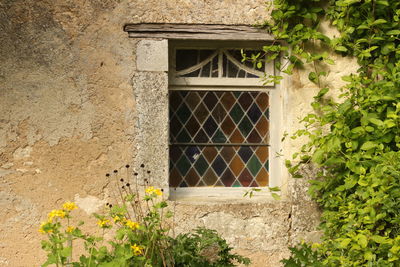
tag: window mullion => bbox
[218,49,223,78]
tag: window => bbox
[168,41,282,198]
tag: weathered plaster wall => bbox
[1,0,138,265]
[0,0,358,266]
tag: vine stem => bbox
[67,218,72,267]
[313,58,322,89]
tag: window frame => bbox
[168,40,284,200]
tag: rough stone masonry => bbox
[0,0,358,266]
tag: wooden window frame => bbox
[169,41,275,88]
[168,40,283,201]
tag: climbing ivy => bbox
[261,0,400,265]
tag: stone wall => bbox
[0,1,357,266]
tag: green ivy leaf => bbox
[335,45,348,52]
[271,193,281,200]
[386,30,400,35]
[360,141,376,150]
[358,179,369,186]
[371,19,388,26]
[308,72,318,83]
[312,149,325,164]
[369,118,384,126]
[338,238,352,248]
[315,87,329,99]
[371,235,388,244]
[269,186,281,192]
[357,24,370,30]
[60,247,72,257]
[376,0,389,6]
[364,251,374,261]
[357,234,368,248]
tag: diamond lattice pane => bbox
[169,145,270,187]
[169,90,270,187]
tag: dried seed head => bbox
[113,170,118,173]
[140,164,145,168]
[121,186,125,189]
[105,173,110,177]
[134,172,138,176]
[125,164,130,168]
[126,183,130,187]
[120,178,124,182]
[147,170,151,174]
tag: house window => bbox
[168,42,279,192]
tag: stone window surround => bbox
[125,24,289,201]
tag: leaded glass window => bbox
[169,45,273,189]
[170,91,269,187]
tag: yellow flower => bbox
[125,220,140,230]
[97,219,111,228]
[131,244,144,256]
[145,186,162,196]
[113,214,127,224]
[311,242,321,249]
[48,209,66,221]
[154,189,162,196]
[66,226,75,233]
[39,222,53,234]
[145,186,155,194]
[62,201,77,211]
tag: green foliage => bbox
[172,228,251,267]
[281,243,324,267]
[39,165,250,267]
[263,0,400,265]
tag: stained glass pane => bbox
[221,116,235,136]
[186,92,201,110]
[186,116,200,137]
[194,102,209,124]
[194,129,208,143]
[230,155,244,176]
[221,169,235,186]
[238,169,253,187]
[169,91,269,187]
[186,169,200,186]
[230,129,245,143]
[247,129,262,143]
[238,92,253,111]
[204,92,218,111]
[169,145,269,187]
[194,155,208,176]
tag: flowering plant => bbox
[39,164,250,267]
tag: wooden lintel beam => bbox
[123,23,274,41]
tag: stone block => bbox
[136,39,168,72]
[131,71,169,189]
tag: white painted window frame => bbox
[168,40,285,201]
